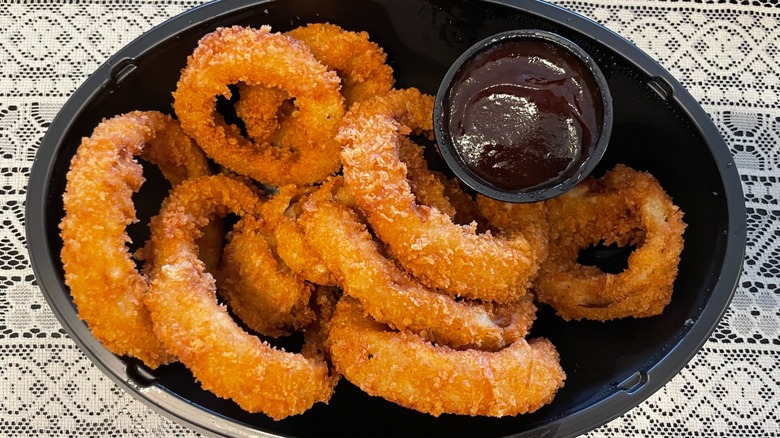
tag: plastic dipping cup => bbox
[434,30,613,203]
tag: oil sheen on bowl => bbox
[435,30,613,203]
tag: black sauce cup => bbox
[435,30,613,203]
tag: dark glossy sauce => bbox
[446,39,603,191]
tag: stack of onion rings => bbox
[59,22,687,422]
[218,214,315,337]
[298,193,538,351]
[236,23,394,144]
[257,184,339,286]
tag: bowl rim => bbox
[25,0,747,436]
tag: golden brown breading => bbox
[328,298,565,417]
[144,175,337,420]
[535,164,686,321]
[339,88,539,302]
[299,197,538,350]
[173,25,344,186]
[60,110,214,369]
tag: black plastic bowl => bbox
[26,0,746,437]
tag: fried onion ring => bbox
[398,137,458,218]
[339,88,538,302]
[173,25,344,186]
[327,298,565,417]
[534,164,686,321]
[258,184,339,286]
[144,174,337,419]
[236,23,394,142]
[477,196,550,264]
[60,110,213,369]
[299,197,537,350]
[288,23,394,106]
[218,215,315,337]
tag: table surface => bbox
[2,0,779,436]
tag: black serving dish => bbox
[26,0,746,437]
[434,29,613,203]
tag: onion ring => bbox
[398,137,458,218]
[534,164,686,321]
[218,214,314,337]
[287,23,394,106]
[327,298,565,417]
[299,196,536,350]
[59,110,213,369]
[144,174,337,419]
[477,196,550,264]
[258,184,339,286]
[173,25,344,186]
[339,88,538,302]
[398,137,489,229]
[236,22,394,143]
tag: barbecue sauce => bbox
[445,39,603,191]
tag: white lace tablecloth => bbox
[2,0,778,436]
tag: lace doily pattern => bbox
[556,1,780,110]
[595,344,779,436]
[712,109,780,346]
[0,343,193,436]
[1,0,778,436]
[0,1,202,98]
[1,2,200,436]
